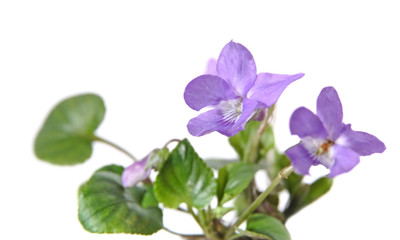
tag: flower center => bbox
[316,140,334,155]
[219,98,243,124]
[302,137,335,168]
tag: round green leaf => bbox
[246,214,291,240]
[78,165,163,235]
[34,93,105,165]
[154,139,217,209]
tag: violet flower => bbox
[285,87,386,177]
[184,41,304,137]
[121,155,151,188]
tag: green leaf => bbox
[78,165,163,235]
[217,162,257,205]
[154,139,217,209]
[302,177,333,206]
[228,121,275,162]
[246,214,291,240]
[141,185,159,208]
[284,177,333,219]
[34,93,105,165]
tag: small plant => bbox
[34,41,385,240]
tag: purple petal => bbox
[328,145,360,177]
[337,125,386,156]
[205,58,218,75]
[187,109,223,136]
[247,73,304,107]
[122,158,151,188]
[187,98,259,137]
[218,98,259,137]
[317,87,343,140]
[289,107,328,139]
[285,143,314,175]
[216,41,257,97]
[184,74,237,111]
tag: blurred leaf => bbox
[34,93,105,165]
[234,191,249,216]
[246,213,291,240]
[228,122,257,160]
[229,122,275,162]
[217,162,257,205]
[154,139,216,209]
[302,177,333,206]
[141,185,159,208]
[284,177,333,219]
[205,158,238,170]
[213,206,234,219]
[78,165,162,235]
[259,124,275,159]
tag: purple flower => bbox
[285,87,386,177]
[184,41,304,137]
[121,155,151,188]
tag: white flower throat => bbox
[219,98,243,124]
[302,137,335,168]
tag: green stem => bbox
[163,227,206,239]
[187,205,217,240]
[243,105,275,163]
[93,135,138,162]
[163,138,181,148]
[225,165,294,239]
[187,205,206,232]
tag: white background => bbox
[1,0,399,239]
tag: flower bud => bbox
[121,156,151,188]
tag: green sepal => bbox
[154,139,217,209]
[217,162,257,205]
[34,93,105,165]
[78,165,163,235]
[246,213,291,240]
[151,147,170,171]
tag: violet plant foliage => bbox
[33,41,386,240]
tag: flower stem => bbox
[163,138,181,148]
[163,227,207,239]
[187,205,217,240]
[187,205,206,232]
[93,135,138,162]
[225,165,294,239]
[243,105,275,163]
